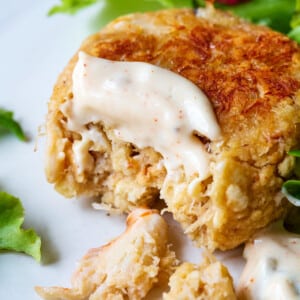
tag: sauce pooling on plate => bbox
[62,52,220,180]
[237,223,300,300]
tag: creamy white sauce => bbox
[62,52,220,180]
[237,223,300,300]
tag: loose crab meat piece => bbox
[36,208,177,300]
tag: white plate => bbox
[0,1,244,299]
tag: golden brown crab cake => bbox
[46,7,300,250]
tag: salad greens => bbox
[282,180,300,206]
[48,0,192,16]
[289,0,300,43]
[48,0,98,16]
[215,0,295,34]
[282,150,300,207]
[0,108,26,141]
[48,0,193,28]
[0,191,41,261]
[48,0,300,41]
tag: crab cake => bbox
[46,7,300,250]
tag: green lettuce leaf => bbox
[282,180,300,207]
[48,0,98,16]
[154,0,193,7]
[92,0,168,28]
[287,150,300,178]
[49,0,165,16]
[0,191,41,261]
[213,0,300,43]
[282,149,300,207]
[48,0,299,37]
[288,149,300,157]
[214,0,295,34]
[288,0,300,42]
[282,182,300,233]
[290,0,300,28]
[0,109,26,141]
[288,26,300,43]
[91,0,194,29]
[47,0,204,17]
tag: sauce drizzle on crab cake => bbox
[46,7,300,250]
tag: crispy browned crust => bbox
[46,8,300,250]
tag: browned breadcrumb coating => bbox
[35,209,177,300]
[163,253,236,300]
[46,7,300,250]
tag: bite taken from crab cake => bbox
[35,208,177,300]
[46,7,300,250]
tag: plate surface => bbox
[0,1,243,299]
